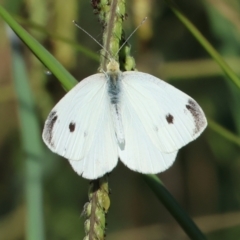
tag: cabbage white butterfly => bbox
[42,57,207,179]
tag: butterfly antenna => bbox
[115,17,147,58]
[72,20,112,58]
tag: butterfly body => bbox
[105,60,125,146]
[43,60,207,179]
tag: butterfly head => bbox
[107,59,120,74]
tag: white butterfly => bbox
[42,59,207,179]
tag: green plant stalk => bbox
[100,0,125,70]
[165,0,240,90]
[143,174,207,240]
[9,30,45,240]
[0,5,77,91]
[84,177,110,240]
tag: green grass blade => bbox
[0,5,77,91]
[143,174,207,240]
[165,0,240,90]
[8,29,45,240]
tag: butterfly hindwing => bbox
[119,94,178,173]
[68,97,119,179]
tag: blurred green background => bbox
[0,0,240,239]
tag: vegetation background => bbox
[0,0,240,239]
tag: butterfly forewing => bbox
[121,71,207,153]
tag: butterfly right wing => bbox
[42,73,118,179]
[120,71,207,153]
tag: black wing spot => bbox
[44,111,58,147]
[69,122,76,132]
[166,114,174,124]
[186,99,205,135]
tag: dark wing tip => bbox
[43,111,58,147]
[185,99,207,135]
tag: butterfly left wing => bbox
[120,71,207,153]
[43,73,119,179]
